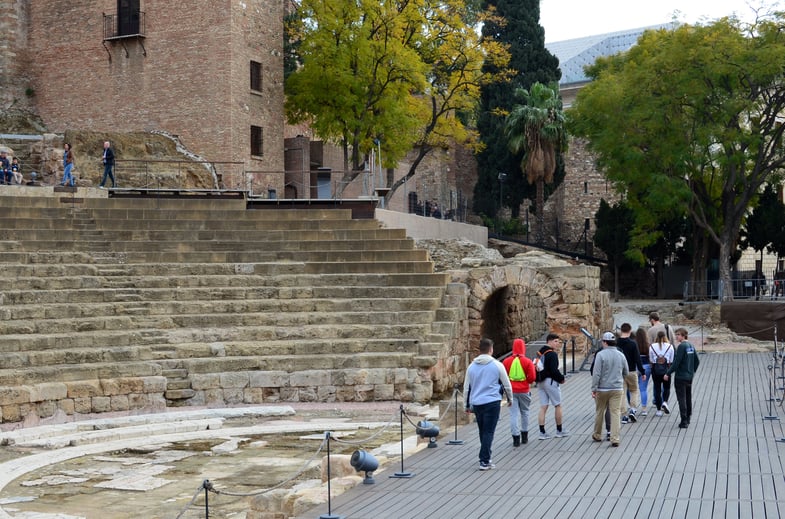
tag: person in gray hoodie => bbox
[591,332,629,447]
[464,338,513,470]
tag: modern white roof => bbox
[546,23,678,86]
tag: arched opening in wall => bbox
[480,284,549,359]
[481,286,510,357]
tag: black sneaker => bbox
[662,403,670,415]
[628,412,637,423]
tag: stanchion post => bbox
[319,432,344,519]
[389,405,414,478]
[447,384,464,445]
[765,364,780,420]
[568,337,578,374]
[204,479,209,519]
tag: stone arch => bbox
[456,252,611,360]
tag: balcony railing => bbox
[103,11,146,40]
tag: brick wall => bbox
[20,0,283,191]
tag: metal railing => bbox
[683,278,784,301]
[103,11,146,40]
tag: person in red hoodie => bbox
[502,338,537,446]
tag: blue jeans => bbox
[639,363,651,407]
[62,164,74,186]
[509,392,532,436]
[100,164,115,187]
[473,401,501,464]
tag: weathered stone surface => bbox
[29,383,68,403]
[91,396,111,413]
[66,381,102,399]
[0,386,32,405]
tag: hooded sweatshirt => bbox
[463,353,513,409]
[502,338,536,393]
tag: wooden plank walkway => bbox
[300,352,785,519]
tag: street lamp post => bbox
[497,173,507,211]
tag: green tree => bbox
[568,18,785,299]
[504,82,567,244]
[473,0,560,219]
[593,199,635,301]
[285,0,508,197]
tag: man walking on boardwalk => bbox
[665,328,700,429]
[591,332,629,447]
[617,323,645,423]
[464,338,513,470]
[502,338,536,446]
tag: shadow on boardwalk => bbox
[301,352,785,519]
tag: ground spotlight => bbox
[416,420,440,448]
[350,450,379,484]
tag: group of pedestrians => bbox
[59,141,116,188]
[463,314,700,470]
[0,150,24,185]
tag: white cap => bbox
[602,332,616,342]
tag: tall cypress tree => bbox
[473,0,561,219]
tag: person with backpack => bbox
[664,327,700,429]
[536,333,568,440]
[649,329,675,416]
[502,338,536,447]
[464,338,513,471]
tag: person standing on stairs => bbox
[502,338,536,447]
[99,140,116,188]
[61,143,75,187]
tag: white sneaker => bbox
[555,430,569,438]
[662,403,670,414]
[655,410,663,417]
[538,432,551,440]
[641,410,648,417]
[479,461,495,471]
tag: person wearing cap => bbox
[591,331,629,447]
[502,338,536,446]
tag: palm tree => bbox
[504,82,566,244]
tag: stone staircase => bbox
[0,193,464,424]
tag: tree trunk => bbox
[719,238,733,301]
[535,178,544,244]
[614,262,620,302]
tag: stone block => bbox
[73,397,92,414]
[243,387,265,404]
[29,382,68,402]
[66,380,102,399]
[92,396,111,413]
[262,388,280,402]
[373,384,395,400]
[220,372,250,389]
[56,398,75,416]
[354,385,374,401]
[204,389,225,406]
[191,374,220,390]
[128,393,149,409]
[37,400,57,418]
[143,376,167,393]
[223,388,245,404]
[249,371,288,388]
[2,405,21,422]
[316,386,336,401]
[562,289,588,304]
[289,370,331,387]
[320,454,355,481]
[110,395,130,411]
[0,386,32,405]
[280,388,299,401]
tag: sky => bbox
[540,0,781,42]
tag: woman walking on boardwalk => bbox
[635,327,651,416]
[649,330,674,416]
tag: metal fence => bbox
[683,278,784,301]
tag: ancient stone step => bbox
[0,360,162,386]
[0,346,152,369]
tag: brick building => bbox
[2,0,284,191]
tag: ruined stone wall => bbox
[540,137,621,256]
[0,0,32,111]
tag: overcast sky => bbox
[540,0,780,42]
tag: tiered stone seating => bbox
[0,194,461,424]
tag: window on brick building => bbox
[250,61,262,92]
[583,181,588,194]
[251,126,264,156]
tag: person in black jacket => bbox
[99,141,116,188]
[536,333,568,440]
[616,323,645,424]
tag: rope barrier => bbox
[174,481,208,519]
[171,400,449,514]
[208,435,328,498]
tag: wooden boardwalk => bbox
[301,352,785,519]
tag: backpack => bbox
[509,356,526,382]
